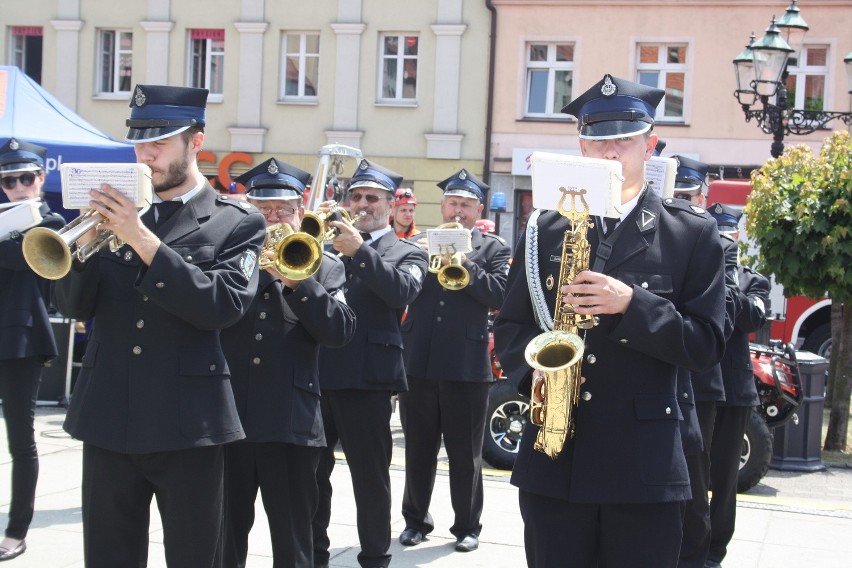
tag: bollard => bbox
[769,350,828,472]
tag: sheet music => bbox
[646,156,677,198]
[60,163,152,209]
[426,228,472,255]
[530,152,622,218]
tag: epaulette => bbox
[720,232,736,243]
[662,197,711,219]
[398,237,422,249]
[217,194,256,214]
[482,231,508,246]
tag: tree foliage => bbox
[745,130,851,303]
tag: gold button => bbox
[132,346,142,355]
[136,320,144,329]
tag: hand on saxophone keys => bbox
[561,270,633,315]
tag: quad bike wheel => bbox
[737,408,773,493]
[482,379,529,470]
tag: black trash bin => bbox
[769,350,828,472]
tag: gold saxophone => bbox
[523,187,595,459]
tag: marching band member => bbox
[312,159,428,568]
[397,169,510,553]
[0,138,65,562]
[494,74,727,567]
[221,158,355,567]
[53,85,266,568]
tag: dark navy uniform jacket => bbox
[494,189,726,504]
[319,231,428,392]
[402,229,510,382]
[718,266,770,407]
[221,252,355,447]
[0,201,64,361]
[55,185,266,454]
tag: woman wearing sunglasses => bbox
[0,138,66,562]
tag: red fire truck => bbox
[708,180,833,359]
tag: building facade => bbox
[1,0,493,228]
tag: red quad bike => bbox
[483,331,803,493]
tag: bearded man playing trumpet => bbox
[397,169,510,553]
[220,157,355,567]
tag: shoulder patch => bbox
[662,197,711,219]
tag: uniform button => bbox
[156,282,165,288]
[586,354,596,364]
[359,262,366,268]
[259,312,267,320]
[619,338,628,344]
[252,357,261,365]
[142,295,149,302]
[581,391,592,401]
[439,300,445,306]
[308,382,314,388]
[263,293,270,300]
[641,282,649,289]
[124,251,133,261]
[682,392,689,399]
[209,364,216,372]
[300,296,308,302]
[593,316,600,326]
[185,255,193,261]
[665,407,672,415]
[132,346,142,355]
[436,316,442,322]
[255,333,263,341]
[136,320,144,329]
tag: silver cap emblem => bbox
[359,160,368,170]
[267,162,279,175]
[459,170,467,180]
[9,139,19,150]
[601,75,617,97]
[134,86,146,107]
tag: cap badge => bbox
[134,86,146,107]
[601,75,617,97]
[459,170,467,181]
[9,139,19,151]
[267,162,279,175]
[359,161,368,170]
[714,203,723,213]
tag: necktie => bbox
[155,201,182,228]
[359,231,372,243]
[603,217,618,236]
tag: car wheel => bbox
[482,380,529,470]
[802,323,832,359]
[737,409,773,493]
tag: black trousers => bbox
[224,441,321,568]
[519,489,685,568]
[313,389,393,568]
[0,357,42,540]
[679,400,717,568]
[398,378,490,539]
[708,405,752,564]
[81,443,226,568]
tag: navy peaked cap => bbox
[562,74,665,140]
[709,202,743,229]
[0,138,47,174]
[348,159,403,193]
[438,168,489,202]
[673,155,711,191]
[126,84,209,143]
[235,158,311,200]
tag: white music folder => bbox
[530,152,623,219]
[60,163,152,209]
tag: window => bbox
[636,43,688,121]
[97,30,132,94]
[786,46,828,113]
[378,34,418,102]
[524,43,575,118]
[8,26,43,84]
[189,29,224,99]
[281,32,319,100]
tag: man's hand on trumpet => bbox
[88,183,161,266]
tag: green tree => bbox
[745,130,851,452]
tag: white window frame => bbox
[10,34,26,70]
[523,42,576,119]
[280,31,320,102]
[786,44,830,112]
[188,30,225,102]
[634,41,692,123]
[96,29,133,96]
[377,33,419,105]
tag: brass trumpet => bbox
[22,209,129,280]
[259,223,323,280]
[300,204,354,242]
[427,220,470,290]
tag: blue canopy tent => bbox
[0,65,136,219]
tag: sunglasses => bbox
[673,192,700,201]
[1,172,37,190]
[350,193,387,204]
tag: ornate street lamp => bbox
[732,2,852,158]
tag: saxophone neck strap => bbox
[525,208,554,332]
[591,185,647,273]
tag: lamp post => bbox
[732,0,852,158]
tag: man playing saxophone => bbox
[221,158,355,567]
[494,74,727,567]
[397,169,510,553]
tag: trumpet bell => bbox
[524,330,584,372]
[273,232,323,281]
[21,226,74,280]
[437,262,470,290]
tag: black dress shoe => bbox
[399,528,424,546]
[455,534,479,552]
[0,540,26,562]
